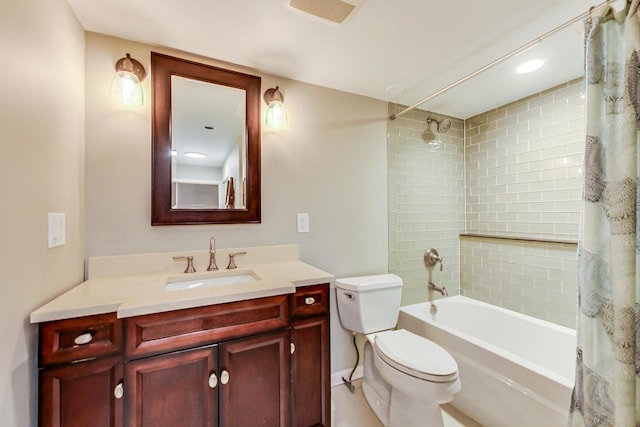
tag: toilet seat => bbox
[374,329,458,383]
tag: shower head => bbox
[437,118,452,133]
[422,117,451,150]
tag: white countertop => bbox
[31,246,334,323]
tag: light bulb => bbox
[110,71,144,106]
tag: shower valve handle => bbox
[424,248,443,271]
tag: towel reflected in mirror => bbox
[225,177,235,208]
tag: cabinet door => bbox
[291,315,330,427]
[219,329,291,427]
[125,346,217,427]
[39,355,123,427]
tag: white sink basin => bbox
[166,273,257,291]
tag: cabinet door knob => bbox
[114,382,124,399]
[73,332,93,345]
[208,373,218,389]
[304,296,315,305]
[290,342,296,354]
[220,370,230,385]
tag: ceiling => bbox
[67,0,610,119]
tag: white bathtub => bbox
[398,295,576,427]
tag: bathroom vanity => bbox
[32,245,332,427]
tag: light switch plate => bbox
[297,213,310,233]
[48,213,66,248]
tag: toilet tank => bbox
[335,274,403,334]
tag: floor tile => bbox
[331,379,482,426]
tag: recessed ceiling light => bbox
[184,152,207,159]
[171,150,177,157]
[516,59,544,74]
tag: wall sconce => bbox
[263,86,287,128]
[110,53,146,106]
[422,117,452,150]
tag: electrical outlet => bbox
[297,213,310,233]
[48,213,66,248]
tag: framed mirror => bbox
[151,52,261,225]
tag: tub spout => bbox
[428,281,448,296]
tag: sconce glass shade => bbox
[265,100,287,128]
[110,53,146,106]
[263,86,287,128]
[110,71,143,105]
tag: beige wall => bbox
[84,33,389,375]
[0,0,86,425]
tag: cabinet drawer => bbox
[125,294,290,359]
[39,313,123,367]
[290,283,329,317]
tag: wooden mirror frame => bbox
[151,52,261,225]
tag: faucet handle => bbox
[227,252,247,269]
[173,256,196,273]
[424,248,443,271]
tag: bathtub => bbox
[398,295,576,427]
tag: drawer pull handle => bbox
[208,373,218,389]
[114,383,124,399]
[305,297,316,305]
[290,342,296,354]
[74,332,93,345]
[220,370,230,385]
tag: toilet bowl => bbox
[335,274,461,427]
[369,329,461,427]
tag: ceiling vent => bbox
[289,0,366,24]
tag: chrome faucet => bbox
[173,255,196,273]
[227,251,247,269]
[428,281,448,297]
[207,237,218,271]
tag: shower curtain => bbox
[569,1,640,426]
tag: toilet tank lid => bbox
[335,274,402,291]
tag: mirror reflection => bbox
[171,76,246,209]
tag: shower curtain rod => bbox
[389,0,614,120]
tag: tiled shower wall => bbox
[387,104,465,306]
[461,79,584,329]
[464,78,584,239]
[388,79,584,328]
[460,236,578,327]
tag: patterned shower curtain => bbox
[569,1,640,426]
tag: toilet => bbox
[335,274,460,427]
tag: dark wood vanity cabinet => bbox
[38,285,330,427]
[125,345,218,426]
[290,283,331,427]
[38,313,124,427]
[218,330,291,426]
[39,355,124,427]
[125,330,291,427]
